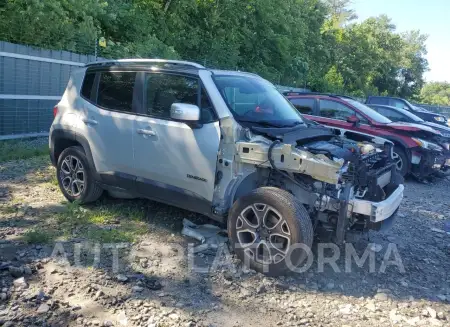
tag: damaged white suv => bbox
[50,59,404,275]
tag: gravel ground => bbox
[0,147,449,327]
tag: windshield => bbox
[343,98,392,124]
[213,75,303,126]
[397,108,424,122]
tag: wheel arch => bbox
[50,129,100,181]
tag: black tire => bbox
[228,187,313,276]
[56,146,103,204]
[392,146,409,177]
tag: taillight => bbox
[53,105,58,117]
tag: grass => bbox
[22,200,149,244]
[0,138,49,162]
[55,200,148,243]
[23,229,56,244]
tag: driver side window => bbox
[319,100,354,120]
[319,100,368,124]
[389,99,408,110]
[377,108,404,122]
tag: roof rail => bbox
[85,59,205,69]
[283,91,357,101]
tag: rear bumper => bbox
[351,184,404,223]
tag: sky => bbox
[350,0,450,83]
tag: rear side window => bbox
[368,97,389,105]
[97,72,136,112]
[145,73,216,123]
[389,99,408,109]
[81,73,95,100]
[290,98,315,114]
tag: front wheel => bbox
[56,146,103,204]
[392,146,409,177]
[228,187,313,276]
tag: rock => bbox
[365,302,376,312]
[117,311,128,326]
[139,258,148,268]
[437,312,445,320]
[429,318,443,326]
[436,294,446,301]
[390,309,403,323]
[92,319,101,325]
[9,266,23,277]
[427,307,437,319]
[169,313,180,320]
[0,293,7,301]
[23,266,32,275]
[274,282,289,291]
[405,316,422,326]
[339,304,353,315]
[3,322,14,327]
[256,284,266,294]
[132,286,144,293]
[374,293,389,301]
[94,290,103,300]
[13,277,27,289]
[37,303,50,314]
[116,274,128,282]
[103,321,113,327]
[326,282,335,290]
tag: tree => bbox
[420,82,450,106]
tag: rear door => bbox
[133,72,220,208]
[77,70,137,188]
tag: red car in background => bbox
[285,93,445,179]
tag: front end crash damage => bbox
[225,124,404,243]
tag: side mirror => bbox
[170,103,201,126]
[346,115,360,125]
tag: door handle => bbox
[137,129,156,136]
[82,118,98,126]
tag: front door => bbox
[133,72,220,212]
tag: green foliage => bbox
[420,82,450,106]
[0,0,429,99]
[0,139,49,162]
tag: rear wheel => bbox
[56,146,103,204]
[392,146,409,177]
[228,187,313,276]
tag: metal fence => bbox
[0,41,98,139]
[413,103,450,117]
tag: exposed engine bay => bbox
[232,124,403,243]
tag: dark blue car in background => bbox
[366,96,449,127]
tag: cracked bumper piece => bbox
[351,184,404,223]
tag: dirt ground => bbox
[0,149,450,327]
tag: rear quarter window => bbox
[81,73,96,100]
[290,98,315,115]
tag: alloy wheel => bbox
[59,155,85,197]
[392,152,403,171]
[235,203,292,265]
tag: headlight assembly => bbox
[411,138,443,152]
